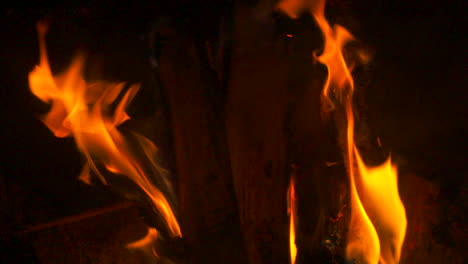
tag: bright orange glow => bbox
[308,0,407,263]
[288,177,297,264]
[28,21,181,242]
[127,227,159,257]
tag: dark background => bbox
[0,0,465,262]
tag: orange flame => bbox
[311,0,355,112]
[127,227,160,258]
[28,21,181,243]
[310,1,407,263]
[288,177,297,264]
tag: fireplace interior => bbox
[0,1,465,263]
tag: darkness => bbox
[0,0,465,262]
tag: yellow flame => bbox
[310,1,407,263]
[278,0,407,263]
[288,177,297,264]
[28,21,181,240]
[355,150,407,264]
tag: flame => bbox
[312,1,355,112]
[28,21,181,243]
[288,177,297,264]
[354,150,407,264]
[310,1,407,263]
[278,0,407,263]
[127,227,159,257]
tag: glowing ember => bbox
[278,0,407,263]
[288,177,297,264]
[28,21,181,254]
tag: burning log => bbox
[224,2,347,261]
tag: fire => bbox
[288,177,297,264]
[28,20,181,248]
[278,0,407,263]
[127,227,159,257]
[312,1,407,263]
[354,150,407,264]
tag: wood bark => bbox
[225,5,348,262]
[157,21,245,263]
[225,7,292,263]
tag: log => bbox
[156,19,245,263]
[225,7,293,263]
[224,5,350,262]
[288,54,349,261]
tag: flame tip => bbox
[36,20,50,35]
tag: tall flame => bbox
[288,177,297,264]
[28,21,181,243]
[278,0,407,263]
[311,1,407,263]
